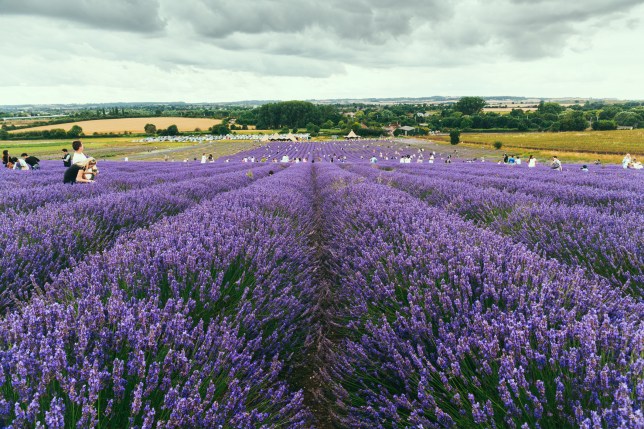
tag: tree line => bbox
[2,98,642,141]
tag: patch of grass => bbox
[0,137,259,161]
[432,130,644,162]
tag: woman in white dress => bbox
[528,155,536,168]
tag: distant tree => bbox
[517,120,530,131]
[537,101,564,116]
[67,125,83,138]
[614,111,639,127]
[322,120,334,129]
[459,116,473,130]
[559,110,587,131]
[455,97,486,116]
[255,101,340,129]
[144,123,157,135]
[292,127,298,133]
[166,125,179,136]
[598,106,622,120]
[355,127,385,137]
[493,141,503,150]
[210,124,230,135]
[306,123,320,134]
[592,120,618,131]
[279,127,290,134]
[450,129,461,145]
[0,129,8,140]
[50,128,68,139]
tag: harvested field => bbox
[9,117,223,134]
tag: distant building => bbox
[617,126,634,130]
[399,126,416,135]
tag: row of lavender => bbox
[0,161,258,215]
[0,162,275,311]
[1,159,642,427]
[215,140,422,163]
[1,165,318,427]
[313,164,643,427]
[344,163,644,293]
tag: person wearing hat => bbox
[62,149,72,167]
[63,158,98,184]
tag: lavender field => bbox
[0,141,643,428]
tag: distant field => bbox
[482,107,537,114]
[432,130,644,162]
[9,117,223,134]
[0,136,258,161]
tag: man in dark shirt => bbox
[21,153,41,170]
[62,149,71,167]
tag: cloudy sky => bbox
[0,0,643,104]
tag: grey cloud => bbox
[0,0,166,32]
[166,0,453,44]
[482,0,644,59]
[1,0,643,97]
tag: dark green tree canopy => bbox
[144,123,157,135]
[255,101,340,129]
[450,129,461,145]
[67,125,83,138]
[455,97,486,116]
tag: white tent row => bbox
[134,133,310,143]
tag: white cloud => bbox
[0,0,642,104]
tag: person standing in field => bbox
[551,156,562,171]
[62,149,72,167]
[2,150,10,167]
[622,153,631,169]
[515,156,522,166]
[201,153,207,164]
[71,140,88,164]
[528,155,536,168]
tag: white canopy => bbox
[345,130,359,139]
